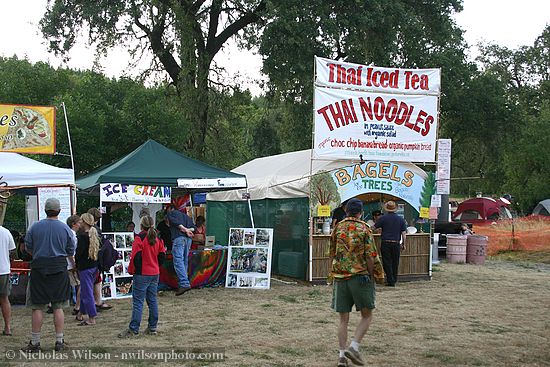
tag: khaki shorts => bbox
[332,275,376,313]
[26,278,68,311]
[68,270,80,287]
[0,274,11,296]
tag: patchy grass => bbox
[491,250,550,264]
[2,260,550,366]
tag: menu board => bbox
[226,228,273,289]
[100,232,134,299]
[37,186,72,224]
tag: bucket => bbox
[466,235,488,265]
[446,234,467,264]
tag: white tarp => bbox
[208,150,363,202]
[0,152,75,188]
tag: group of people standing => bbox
[329,199,407,367]
[0,198,202,351]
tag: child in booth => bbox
[119,215,166,338]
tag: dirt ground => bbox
[2,259,550,367]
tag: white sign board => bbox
[37,186,72,224]
[100,183,171,203]
[315,56,441,95]
[436,139,452,194]
[431,194,442,207]
[313,86,438,161]
[177,177,247,190]
[100,232,135,300]
[226,228,273,289]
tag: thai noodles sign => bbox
[100,183,171,203]
[0,104,56,154]
[314,57,440,162]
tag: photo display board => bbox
[101,232,134,299]
[226,228,273,289]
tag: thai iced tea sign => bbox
[313,57,440,162]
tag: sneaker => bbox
[54,340,66,352]
[175,287,190,296]
[21,341,41,353]
[337,356,349,367]
[344,347,365,366]
[144,328,158,336]
[118,328,138,338]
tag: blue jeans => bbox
[172,236,191,288]
[129,274,159,333]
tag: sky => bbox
[0,0,549,95]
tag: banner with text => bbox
[0,104,56,154]
[328,161,428,212]
[100,183,171,203]
[315,56,441,95]
[314,87,438,162]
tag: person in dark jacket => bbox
[75,213,100,326]
[166,205,195,296]
[22,198,75,352]
[119,215,166,338]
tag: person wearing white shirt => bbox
[0,225,16,336]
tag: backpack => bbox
[98,237,118,272]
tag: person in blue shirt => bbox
[166,205,195,296]
[374,201,407,287]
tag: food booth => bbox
[76,139,247,298]
[1,152,76,303]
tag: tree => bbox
[40,0,267,159]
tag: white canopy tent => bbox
[0,152,75,188]
[207,149,352,201]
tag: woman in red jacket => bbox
[119,215,165,338]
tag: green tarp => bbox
[77,139,245,192]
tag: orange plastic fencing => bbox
[473,216,550,255]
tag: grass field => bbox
[2,258,550,366]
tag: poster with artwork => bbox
[100,232,134,299]
[226,228,273,289]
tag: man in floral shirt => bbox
[329,198,380,367]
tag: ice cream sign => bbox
[331,161,431,212]
[100,183,171,203]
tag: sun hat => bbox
[44,198,61,211]
[384,201,398,212]
[345,198,363,215]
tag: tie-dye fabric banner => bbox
[159,249,227,289]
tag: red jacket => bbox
[128,231,166,276]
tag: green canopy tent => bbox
[77,139,251,227]
[77,139,247,193]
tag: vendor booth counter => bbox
[311,233,431,282]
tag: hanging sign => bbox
[419,207,430,218]
[317,205,331,217]
[431,194,442,207]
[436,139,452,194]
[177,177,247,189]
[315,57,441,95]
[226,228,273,289]
[324,161,430,213]
[313,87,438,162]
[100,183,171,203]
[0,104,56,154]
[37,186,72,224]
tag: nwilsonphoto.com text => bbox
[4,348,225,363]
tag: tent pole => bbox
[189,192,195,222]
[246,185,255,228]
[99,198,103,231]
[61,102,75,172]
[308,57,318,283]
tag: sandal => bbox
[75,315,84,322]
[96,303,112,311]
[77,320,95,326]
[2,330,12,336]
[71,308,80,316]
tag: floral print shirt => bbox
[329,217,383,282]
